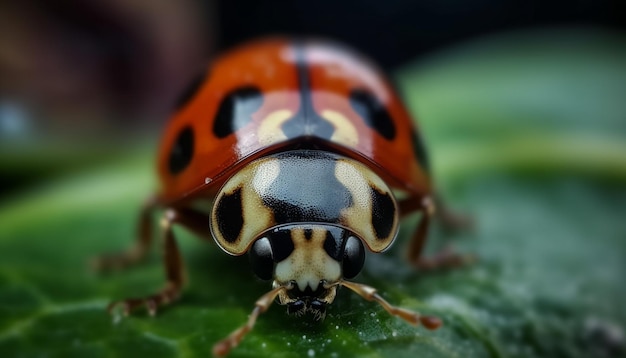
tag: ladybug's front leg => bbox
[91,195,159,271]
[434,195,473,233]
[107,209,190,316]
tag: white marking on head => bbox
[334,160,398,252]
[252,159,281,195]
[211,159,278,255]
[334,161,372,235]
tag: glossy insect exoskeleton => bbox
[95,38,458,356]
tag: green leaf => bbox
[1,29,625,357]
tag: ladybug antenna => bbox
[339,280,442,330]
[212,284,288,357]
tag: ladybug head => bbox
[209,149,400,318]
[247,223,365,318]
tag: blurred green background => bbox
[1,2,625,357]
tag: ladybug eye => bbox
[349,89,396,140]
[168,126,194,175]
[342,236,365,279]
[249,237,274,280]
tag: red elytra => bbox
[156,38,431,205]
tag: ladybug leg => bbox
[404,196,474,270]
[412,245,476,270]
[339,280,442,330]
[164,206,214,241]
[107,208,190,316]
[212,285,287,357]
[91,195,159,271]
[434,195,473,232]
[404,196,434,265]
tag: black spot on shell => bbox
[213,87,263,138]
[174,71,206,110]
[168,126,194,175]
[370,187,395,240]
[411,130,431,174]
[350,89,396,140]
[215,188,244,244]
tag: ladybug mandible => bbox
[96,38,453,356]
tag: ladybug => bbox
[95,38,463,356]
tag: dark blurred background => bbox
[218,0,624,68]
[0,0,624,197]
